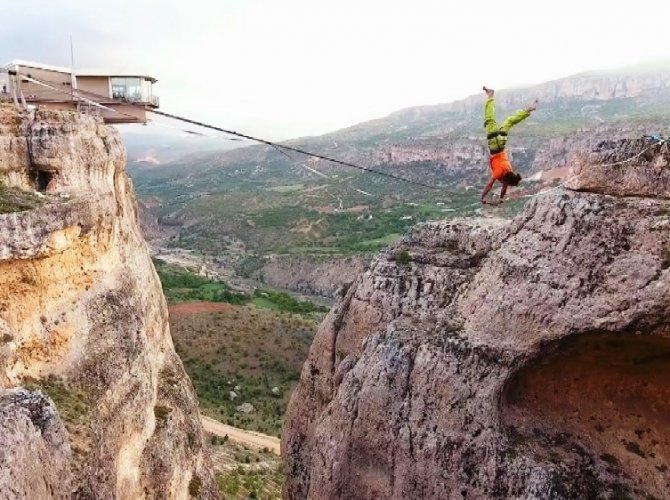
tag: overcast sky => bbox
[2,0,669,140]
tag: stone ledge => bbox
[565,138,670,199]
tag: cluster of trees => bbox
[154,258,328,314]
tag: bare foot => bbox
[527,99,539,112]
[483,86,494,98]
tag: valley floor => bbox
[207,427,283,499]
[202,415,281,455]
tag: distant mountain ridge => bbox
[322,64,670,141]
[168,63,670,180]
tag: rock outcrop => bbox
[283,138,670,498]
[528,123,668,175]
[260,254,369,298]
[0,388,71,499]
[0,105,217,498]
[566,137,670,199]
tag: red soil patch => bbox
[168,301,235,317]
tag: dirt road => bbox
[201,415,281,455]
[168,301,234,316]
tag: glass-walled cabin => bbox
[110,76,157,105]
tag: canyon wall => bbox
[0,105,217,499]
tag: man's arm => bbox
[499,182,508,202]
[481,177,496,204]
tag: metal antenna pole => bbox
[70,35,78,104]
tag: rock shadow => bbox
[503,333,670,497]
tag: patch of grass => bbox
[154,405,172,423]
[237,255,266,279]
[215,467,283,500]
[154,258,250,305]
[251,296,279,310]
[153,259,212,289]
[156,259,327,316]
[188,475,202,497]
[146,169,500,257]
[267,183,304,193]
[210,438,283,499]
[211,435,229,445]
[216,472,241,496]
[396,249,411,267]
[344,233,403,253]
[25,375,90,425]
[254,206,319,229]
[252,289,328,315]
[0,183,45,214]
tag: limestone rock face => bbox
[0,106,217,499]
[283,138,670,499]
[0,388,71,499]
[371,139,488,176]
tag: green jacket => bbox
[484,98,530,154]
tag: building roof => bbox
[77,70,158,83]
[4,60,158,83]
[5,59,72,74]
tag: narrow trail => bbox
[201,415,281,455]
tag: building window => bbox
[111,77,143,102]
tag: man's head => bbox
[501,171,522,186]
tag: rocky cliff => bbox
[0,105,217,498]
[283,138,670,498]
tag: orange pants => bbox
[489,150,512,181]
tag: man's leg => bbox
[500,100,538,133]
[484,98,499,135]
